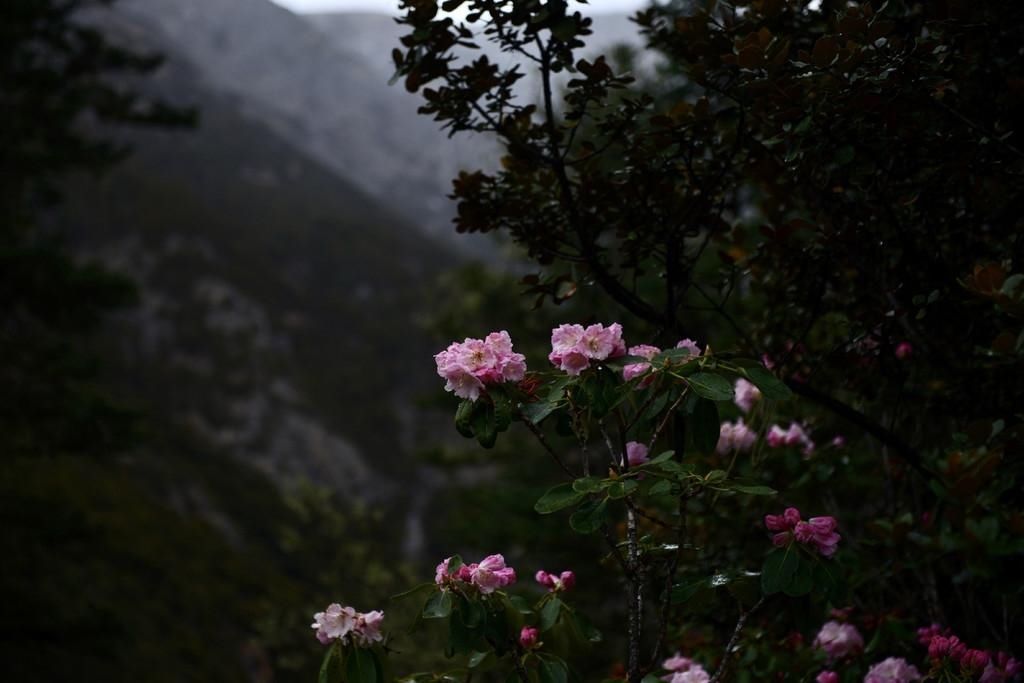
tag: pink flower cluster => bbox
[767,422,815,455]
[435,554,517,594]
[535,569,576,592]
[311,603,384,647]
[734,378,762,413]
[549,323,626,375]
[814,620,865,660]
[864,657,922,683]
[661,652,710,683]
[435,331,526,401]
[716,418,756,454]
[765,507,841,557]
[626,441,649,467]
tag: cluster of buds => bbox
[435,554,517,594]
[919,625,1021,682]
[534,569,575,592]
[519,626,540,649]
[765,507,841,557]
[311,604,384,647]
[434,331,526,401]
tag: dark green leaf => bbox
[783,556,814,597]
[538,656,568,683]
[761,546,800,595]
[687,372,734,401]
[569,498,608,534]
[535,483,586,514]
[572,477,606,493]
[731,484,778,496]
[422,590,453,619]
[472,401,498,448]
[454,400,476,438]
[344,647,379,683]
[540,597,563,631]
[319,642,342,683]
[647,479,673,497]
[607,480,638,499]
[522,400,558,424]
[742,366,793,400]
[646,450,676,465]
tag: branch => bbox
[709,596,766,683]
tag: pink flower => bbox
[470,554,516,594]
[894,341,913,360]
[676,339,702,356]
[519,626,540,649]
[352,610,385,646]
[981,652,1023,683]
[549,323,625,375]
[311,603,357,644]
[661,654,710,683]
[929,635,966,661]
[766,422,815,455]
[863,657,921,683]
[624,344,661,383]
[916,623,945,646]
[807,517,841,557]
[734,378,762,413]
[831,435,847,448]
[435,331,527,401]
[962,649,991,674]
[765,507,801,532]
[817,672,840,683]
[814,620,864,660]
[663,653,696,672]
[535,569,575,592]
[626,441,650,467]
[716,418,757,454]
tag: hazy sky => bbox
[270,0,648,15]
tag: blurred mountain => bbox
[53,12,456,511]
[110,0,499,250]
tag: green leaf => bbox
[731,484,778,496]
[761,546,800,595]
[472,401,498,448]
[540,597,563,631]
[319,642,343,683]
[690,398,720,452]
[522,400,558,424]
[468,651,492,669]
[572,477,606,493]
[646,450,676,465]
[647,479,673,497]
[454,400,476,438]
[447,555,464,573]
[535,483,586,514]
[391,582,435,602]
[687,372,734,401]
[344,647,379,683]
[607,479,638,499]
[569,498,608,534]
[537,656,568,683]
[783,556,814,597]
[742,366,793,400]
[671,577,711,604]
[422,590,453,619]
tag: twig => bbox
[519,414,576,478]
[710,596,766,683]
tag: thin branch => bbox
[709,596,766,683]
[519,414,576,478]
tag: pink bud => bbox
[558,571,576,591]
[961,649,990,672]
[816,672,839,683]
[519,626,540,649]
[894,341,913,360]
[535,570,556,589]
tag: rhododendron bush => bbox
[310,0,1022,681]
